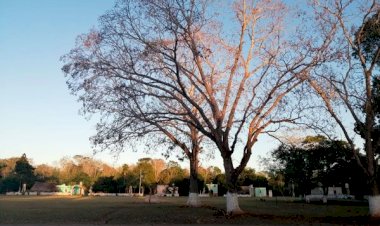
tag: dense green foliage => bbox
[173,177,205,196]
[92,176,118,193]
[238,168,268,187]
[14,154,35,188]
[353,12,380,157]
[268,136,367,196]
[0,154,36,193]
[353,12,380,65]
[0,176,20,193]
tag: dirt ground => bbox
[0,195,378,225]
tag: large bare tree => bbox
[119,93,207,207]
[62,0,335,214]
[306,0,380,217]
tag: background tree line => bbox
[0,154,269,195]
[3,135,371,197]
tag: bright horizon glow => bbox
[0,0,280,171]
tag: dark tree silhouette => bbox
[14,154,35,190]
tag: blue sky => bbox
[0,0,278,170]
[0,0,137,166]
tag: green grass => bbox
[0,195,376,225]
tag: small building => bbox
[254,187,267,197]
[30,182,58,194]
[328,186,343,196]
[56,183,83,195]
[71,185,81,195]
[56,184,72,193]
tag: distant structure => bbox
[30,182,58,194]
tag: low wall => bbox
[5,192,72,196]
[89,193,135,197]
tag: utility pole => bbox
[139,169,142,196]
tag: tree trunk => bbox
[224,157,243,215]
[226,192,243,214]
[369,179,380,217]
[187,155,201,207]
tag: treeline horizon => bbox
[0,153,269,195]
[1,135,375,197]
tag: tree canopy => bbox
[353,12,380,65]
[14,154,35,187]
[269,136,361,196]
[61,0,339,213]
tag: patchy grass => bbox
[0,195,377,225]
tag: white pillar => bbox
[226,192,243,214]
[187,193,201,207]
[369,196,380,217]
